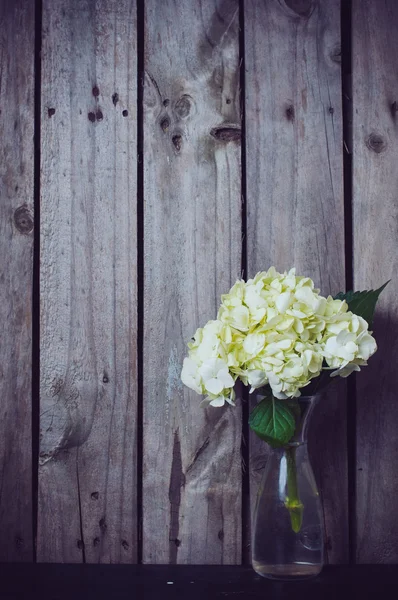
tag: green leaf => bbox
[334,280,390,328]
[249,392,296,448]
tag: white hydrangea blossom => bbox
[181,267,378,403]
[181,320,238,407]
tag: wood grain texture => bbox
[39,0,137,562]
[0,0,34,561]
[143,0,242,564]
[352,0,398,564]
[245,0,347,563]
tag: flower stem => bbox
[285,445,303,533]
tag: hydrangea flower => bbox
[181,267,378,402]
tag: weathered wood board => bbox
[244,0,348,562]
[0,0,35,561]
[352,0,398,564]
[39,0,137,562]
[142,0,242,564]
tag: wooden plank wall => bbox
[245,0,347,563]
[0,0,397,564]
[142,0,242,564]
[0,0,35,561]
[39,0,138,562]
[353,0,398,563]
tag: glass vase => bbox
[251,395,324,580]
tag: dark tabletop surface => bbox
[0,564,397,599]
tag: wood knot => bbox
[285,104,295,121]
[172,134,182,152]
[93,537,100,547]
[284,0,314,17]
[391,101,398,118]
[88,112,96,123]
[112,93,119,106]
[121,540,130,550]
[210,124,241,142]
[91,491,99,500]
[160,117,170,132]
[122,109,129,117]
[99,517,107,533]
[15,537,24,549]
[330,45,341,64]
[48,107,56,117]
[14,205,33,234]
[92,85,100,98]
[96,110,103,122]
[218,529,224,541]
[163,99,170,107]
[366,133,387,153]
[174,94,194,119]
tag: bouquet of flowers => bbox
[181,267,387,530]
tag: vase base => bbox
[252,561,322,581]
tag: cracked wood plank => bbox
[352,0,398,563]
[0,0,34,561]
[245,0,347,562]
[38,0,137,562]
[143,0,242,564]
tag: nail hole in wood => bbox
[112,93,119,106]
[122,109,128,117]
[48,108,56,117]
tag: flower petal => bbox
[205,377,224,395]
[217,368,235,388]
[209,396,225,407]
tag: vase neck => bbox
[288,395,319,446]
